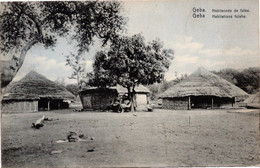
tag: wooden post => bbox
[35,101,38,112]
[211,98,214,109]
[47,100,50,111]
[232,97,235,107]
[188,96,191,110]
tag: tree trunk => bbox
[127,86,133,112]
[32,115,45,129]
[1,39,38,88]
[76,73,82,90]
[130,95,135,112]
[129,86,136,112]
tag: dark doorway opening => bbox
[190,96,234,109]
[38,98,69,111]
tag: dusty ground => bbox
[2,108,260,167]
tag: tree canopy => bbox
[88,34,174,110]
[88,34,174,89]
[0,1,126,88]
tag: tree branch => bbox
[14,4,43,40]
[1,38,39,88]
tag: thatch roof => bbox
[160,67,249,99]
[114,85,150,94]
[244,91,259,108]
[3,71,75,101]
[244,91,259,104]
[80,84,150,94]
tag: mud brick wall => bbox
[162,97,189,110]
[81,94,92,109]
[2,100,38,113]
[80,89,118,110]
[92,92,116,110]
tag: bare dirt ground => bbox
[2,108,260,167]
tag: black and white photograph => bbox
[0,0,259,167]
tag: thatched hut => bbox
[244,91,259,109]
[79,85,150,110]
[2,71,75,113]
[160,67,249,110]
[115,85,150,106]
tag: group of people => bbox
[106,97,135,113]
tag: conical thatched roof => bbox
[3,71,75,101]
[80,84,150,94]
[160,67,248,99]
[244,91,259,104]
[114,85,150,94]
[244,91,259,108]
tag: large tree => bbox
[88,34,174,111]
[0,1,126,88]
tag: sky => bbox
[6,0,259,84]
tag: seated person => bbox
[112,97,121,112]
[105,97,121,112]
[120,99,132,113]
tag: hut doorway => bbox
[38,98,50,111]
[190,96,213,109]
[38,98,68,111]
[190,96,235,109]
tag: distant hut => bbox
[160,67,249,110]
[79,85,150,110]
[2,71,75,113]
[115,85,150,106]
[244,91,259,109]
